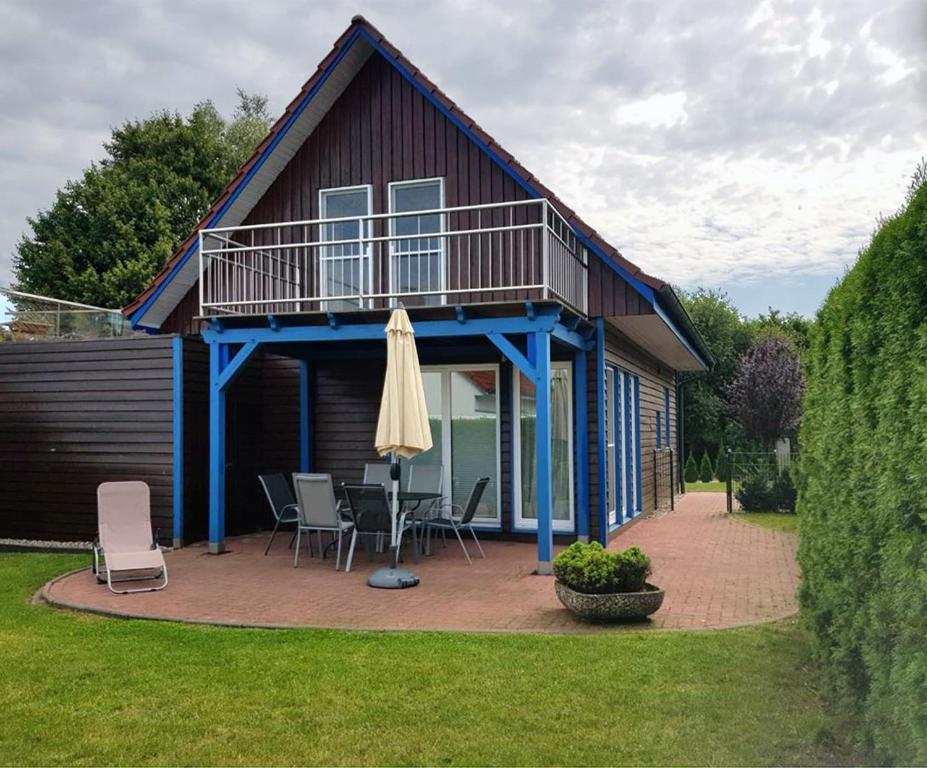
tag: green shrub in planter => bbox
[684,452,699,483]
[553,541,652,594]
[699,451,714,482]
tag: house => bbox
[121,15,711,573]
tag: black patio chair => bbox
[424,477,489,565]
[341,484,416,572]
[259,473,301,555]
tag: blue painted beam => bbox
[202,314,562,346]
[595,320,608,545]
[171,336,184,548]
[574,347,589,542]
[208,342,227,554]
[299,359,311,472]
[215,340,260,391]
[486,332,535,380]
[534,331,554,574]
[551,322,594,351]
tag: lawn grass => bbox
[734,511,800,533]
[0,553,861,766]
[685,480,727,493]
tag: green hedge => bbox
[798,176,927,762]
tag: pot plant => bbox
[553,541,664,622]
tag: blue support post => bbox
[171,336,184,548]
[208,342,227,554]
[595,320,608,545]
[574,348,589,542]
[634,376,643,514]
[299,359,311,472]
[534,331,553,574]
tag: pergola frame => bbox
[201,303,592,573]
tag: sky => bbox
[0,0,924,319]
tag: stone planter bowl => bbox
[555,580,665,622]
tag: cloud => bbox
[0,0,924,316]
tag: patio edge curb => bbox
[37,566,798,635]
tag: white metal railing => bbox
[197,199,587,317]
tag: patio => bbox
[43,492,798,633]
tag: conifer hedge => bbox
[798,175,927,762]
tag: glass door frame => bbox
[318,184,373,309]
[607,365,640,528]
[512,360,576,533]
[388,177,447,305]
[420,363,502,528]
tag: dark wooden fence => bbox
[0,336,176,542]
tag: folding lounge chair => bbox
[92,481,168,594]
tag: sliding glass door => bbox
[514,363,574,532]
[606,366,640,526]
[408,365,500,525]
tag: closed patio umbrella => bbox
[370,307,432,588]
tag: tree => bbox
[12,90,272,308]
[684,452,699,483]
[749,308,813,359]
[715,442,729,482]
[678,288,755,457]
[698,451,714,482]
[725,337,804,448]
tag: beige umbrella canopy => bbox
[375,308,433,459]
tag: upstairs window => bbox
[319,185,372,310]
[389,179,445,304]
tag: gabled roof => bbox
[123,15,710,368]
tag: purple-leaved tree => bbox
[725,337,804,448]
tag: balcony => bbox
[198,199,587,319]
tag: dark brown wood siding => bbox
[587,256,655,318]
[158,52,591,334]
[588,325,678,543]
[0,337,175,542]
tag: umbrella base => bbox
[367,566,420,589]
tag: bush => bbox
[699,451,714,482]
[771,469,797,512]
[684,452,699,483]
[798,166,927,762]
[553,541,652,594]
[735,470,796,512]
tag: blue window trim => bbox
[623,371,633,518]
[664,386,671,448]
[595,320,608,545]
[634,376,643,514]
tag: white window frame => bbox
[420,363,502,527]
[388,178,446,304]
[513,361,575,533]
[318,184,373,309]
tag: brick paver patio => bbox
[43,493,798,633]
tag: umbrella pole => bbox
[367,458,420,589]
